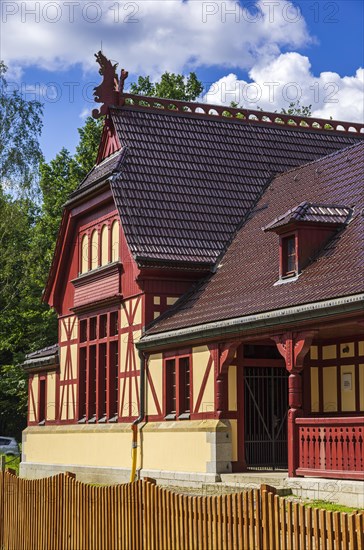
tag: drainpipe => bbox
[130,350,146,482]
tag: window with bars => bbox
[164,355,191,419]
[78,310,119,423]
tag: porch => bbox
[221,326,364,484]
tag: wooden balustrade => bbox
[296,417,364,480]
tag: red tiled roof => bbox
[263,202,353,231]
[72,150,124,196]
[147,141,364,335]
[107,105,362,266]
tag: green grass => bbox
[303,499,363,514]
[0,453,21,476]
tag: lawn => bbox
[0,453,21,476]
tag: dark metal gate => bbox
[244,367,288,469]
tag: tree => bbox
[281,101,312,117]
[74,116,103,176]
[130,71,203,101]
[0,62,43,194]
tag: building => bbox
[21,54,364,492]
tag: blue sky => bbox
[1,0,363,162]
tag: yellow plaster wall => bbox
[90,230,98,270]
[60,345,77,381]
[142,430,211,472]
[322,345,337,360]
[146,354,163,416]
[323,367,337,412]
[23,421,222,474]
[60,316,77,343]
[310,367,319,412]
[340,342,355,358]
[29,375,39,422]
[359,341,364,356]
[81,234,88,273]
[192,346,214,415]
[101,225,108,265]
[111,220,119,262]
[46,373,57,421]
[340,365,356,412]
[23,427,132,467]
[228,365,237,411]
[310,346,318,360]
[230,419,238,462]
[359,364,364,410]
[119,298,142,418]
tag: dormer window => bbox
[282,235,297,277]
[263,202,353,281]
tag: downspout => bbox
[130,349,146,482]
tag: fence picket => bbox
[0,471,362,550]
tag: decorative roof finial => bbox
[92,51,128,119]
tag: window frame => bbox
[280,232,298,278]
[78,213,120,275]
[77,308,120,424]
[163,352,192,420]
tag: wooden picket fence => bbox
[0,470,363,549]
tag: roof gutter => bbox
[137,293,364,351]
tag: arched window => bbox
[111,220,120,262]
[101,224,108,266]
[90,230,98,270]
[80,234,89,274]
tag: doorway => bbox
[244,366,288,469]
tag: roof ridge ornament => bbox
[92,51,128,119]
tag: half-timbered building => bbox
[21,54,364,494]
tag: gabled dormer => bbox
[263,202,353,280]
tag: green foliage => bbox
[130,72,203,101]
[74,116,103,176]
[0,364,27,441]
[281,101,312,117]
[0,61,43,195]
[0,108,102,437]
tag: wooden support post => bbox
[0,455,5,471]
[272,331,316,477]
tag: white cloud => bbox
[2,1,312,75]
[79,106,92,119]
[204,53,364,123]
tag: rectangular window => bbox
[98,343,107,420]
[109,341,119,420]
[165,359,177,416]
[78,310,119,423]
[99,315,107,339]
[88,345,97,421]
[282,235,297,277]
[179,357,190,415]
[38,378,46,424]
[164,355,191,419]
[80,320,87,343]
[89,317,97,340]
[78,348,87,421]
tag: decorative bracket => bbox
[271,331,317,373]
[219,340,242,375]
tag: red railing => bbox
[296,417,364,480]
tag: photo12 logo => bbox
[201,1,340,24]
[1,2,140,24]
